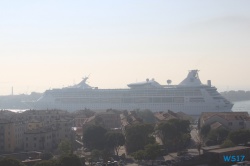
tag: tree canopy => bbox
[105,131,125,155]
[157,119,190,150]
[206,128,229,145]
[144,143,161,161]
[0,158,25,166]
[58,139,72,155]
[83,125,107,150]
[34,160,58,166]
[40,152,53,160]
[125,123,155,153]
[58,154,82,166]
[132,143,161,165]
[228,129,250,145]
[136,109,156,123]
[221,139,235,148]
[200,125,211,138]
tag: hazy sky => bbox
[1,0,250,95]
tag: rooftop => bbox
[200,112,250,122]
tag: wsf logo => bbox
[223,155,245,162]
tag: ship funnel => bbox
[207,80,211,87]
[167,79,172,85]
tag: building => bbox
[0,119,25,153]
[120,110,143,133]
[82,111,121,129]
[154,110,193,123]
[199,112,250,131]
[24,126,53,152]
[0,109,74,153]
[27,119,43,130]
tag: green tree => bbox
[58,154,82,166]
[144,143,161,166]
[207,128,229,145]
[221,139,235,148]
[105,132,125,155]
[228,129,250,145]
[132,143,161,166]
[179,133,191,148]
[83,125,107,150]
[101,149,112,163]
[168,119,190,133]
[34,160,58,166]
[58,139,72,155]
[200,125,211,138]
[157,119,190,150]
[136,109,156,123]
[132,150,146,161]
[40,152,53,160]
[125,123,155,153]
[0,158,25,166]
[157,122,177,145]
[91,149,102,162]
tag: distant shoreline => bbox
[232,99,250,103]
[221,90,250,103]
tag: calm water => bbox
[232,100,250,113]
[4,100,250,114]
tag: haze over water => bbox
[232,100,250,113]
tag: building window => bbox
[228,122,233,126]
[239,122,244,126]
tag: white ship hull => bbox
[27,70,233,115]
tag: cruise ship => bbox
[28,70,233,115]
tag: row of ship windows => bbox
[52,90,202,97]
[53,92,202,97]
[56,97,206,104]
[56,97,186,103]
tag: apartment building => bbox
[0,119,25,153]
[199,112,250,131]
[83,112,121,129]
[24,126,53,152]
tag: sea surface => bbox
[3,109,28,113]
[4,100,250,114]
[232,100,250,113]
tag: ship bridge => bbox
[127,78,162,89]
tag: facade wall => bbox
[4,122,15,153]
[28,122,43,130]
[55,119,73,143]
[0,123,6,153]
[24,130,53,152]
[14,122,25,151]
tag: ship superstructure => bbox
[29,70,233,115]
